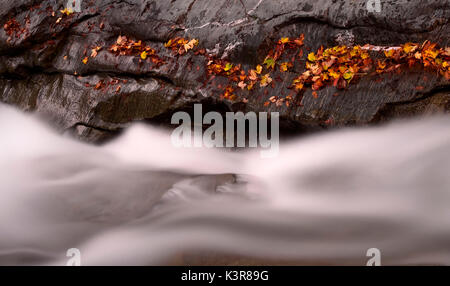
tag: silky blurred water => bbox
[1,103,450,265]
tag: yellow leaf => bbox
[328,69,340,79]
[260,73,272,87]
[82,57,88,64]
[424,49,438,59]
[60,8,73,16]
[279,37,289,44]
[403,43,417,54]
[384,49,394,58]
[292,78,304,91]
[279,62,291,72]
[361,52,370,59]
[224,63,233,72]
[256,65,263,74]
[343,70,354,80]
[164,39,173,48]
[307,52,316,62]
[140,51,147,60]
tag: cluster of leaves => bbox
[263,94,295,107]
[107,35,164,67]
[379,41,449,79]
[205,58,245,100]
[87,78,128,93]
[3,16,31,43]
[164,37,199,55]
[204,35,305,102]
[81,36,201,92]
[292,45,372,92]
[50,19,448,104]
[3,4,79,44]
[263,35,304,70]
[206,59,274,99]
[3,18,22,38]
[292,41,450,94]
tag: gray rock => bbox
[0,0,449,141]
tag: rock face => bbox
[0,0,449,142]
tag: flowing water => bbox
[1,103,450,265]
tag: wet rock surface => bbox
[0,0,449,141]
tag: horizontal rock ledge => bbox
[0,0,449,142]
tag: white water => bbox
[1,103,450,265]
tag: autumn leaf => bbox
[321,58,336,70]
[248,69,258,81]
[384,49,395,58]
[279,62,292,72]
[116,35,126,45]
[91,46,101,58]
[443,47,450,57]
[60,8,73,16]
[260,73,273,87]
[293,34,304,46]
[94,81,103,90]
[307,52,316,62]
[238,81,247,89]
[343,70,354,81]
[423,48,438,59]
[223,86,236,100]
[263,57,275,69]
[361,51,370,59]
[377,60,387,70]
[403,43,418,54]
[164,39,173,48]
[184,39,199,52]
[82,57,88,64]
[279,37,289,44]
[140,51,147,60]
[256,65,263,74]
[294,82,304,91]
[224,62,233,72]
